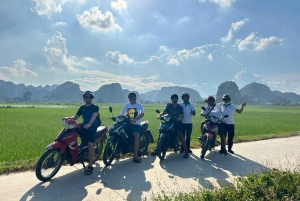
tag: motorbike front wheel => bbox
[35,148,64,182]
[157,136,168,160]
[103,140,118,166]
[94,141,104,162]
[200,135,211,159]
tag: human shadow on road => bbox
[19,163,102,201]
[158,150,268,190]
[99,155,155,201]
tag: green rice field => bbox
[0,105,299,173]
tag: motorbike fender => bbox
[46,141,67,154]
[204,132,214,139]
[144,130,155,143]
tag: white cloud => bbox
[111,0,128,11]
[54,21,67,26]
[0,59,38,77]
[221,18,248,42]
[167,58,180,66]
[252,73,260,78]
[105,51,133,64]
[77,7,121,31]
[32,0,84,17]
[235,33,283,51]
[200,0,236,7]
[207,54,213,61]
[233,68,247,80]
[176,16,191,24]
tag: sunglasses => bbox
[84,96,93,99]
[129,96,136,98]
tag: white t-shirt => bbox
[180,102,196,124]
[220,103,238,124]
[201,105,221,120]
[120,102,144,125]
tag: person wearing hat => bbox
[180,92,196,153]
[220,94,246,154]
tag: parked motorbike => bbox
[102,107,154,166]
[199,106,228,159]
[156,110,181,161]
[35,119,108,182]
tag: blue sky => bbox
[0,0,299,97]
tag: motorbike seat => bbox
[141,120,149,127]
[94,126,108,138]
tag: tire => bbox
[35,149,64,182]
[103,140,118,166]
[93,141,104,162]
[157,136,168,160]
[138,134,149,156]
[201,135,211,159]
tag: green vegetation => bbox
[146,168,300,201]
[0,105,299,174]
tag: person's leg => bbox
[185,124,192,153]
[132,125,141,162]
[227,124,235,153]
[181,124,187,152]
[218,123,227,155]
[88,142,94,167]
[85,129,95,175]
[198,120,206,140]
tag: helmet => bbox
[207,95,215,102]
[171,94,179,99]
[128,92,136,97]
[83,91,94,98]
[222,94,231,100]
[181,92,190,99]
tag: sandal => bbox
[85,166,94,175]
[133,157,142,163]
[151,149,158,156]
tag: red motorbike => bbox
[35,119,108,182]
[199,107,228,159]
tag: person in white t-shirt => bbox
[120,92,145,163]
[179,92,196,153]
[220,94,246,154]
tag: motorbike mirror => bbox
[109,107,112,113]
[201,106,206,111]
[156,110,160,113]
[224,115,229,118]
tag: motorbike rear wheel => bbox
[94,141,103,162]
[35,148,64,182]
[201,135,211,159]
[138,134,149,156]
[158,137,168,160]
[103,140,118,166]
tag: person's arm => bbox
[236,102,246,114]
[157,104,168,118]
[130,104,144,123]
[84,112,98,129]
[177,105,183,121]
[191,104,196,116]
[62,107,81,121]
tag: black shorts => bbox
[76,128,95,146]
[174,121,183,133]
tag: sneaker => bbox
[188,149,192,153]
[183,152,189,158]
[133,157,142,163]
[228,149,235,154]
[219,149,227,155]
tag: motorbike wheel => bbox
[103,140,118,166]
[200,136,211,159]
[93,141,104,162]
[138,134,149,156]
[35,149,64,182]
[157,137,167,160]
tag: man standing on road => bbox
[220,94,246,154]
[62,91,101,175]
[120,92,145,163]
[180,92,196,153]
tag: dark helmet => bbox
[207,95,215,101]
[128,92,136,97]
[181,92,190,99]
[83,90,94,98]
[222,94,231,100]
[171,94,179,99]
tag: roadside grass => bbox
[0,105,300,174]
[144,168,300,201]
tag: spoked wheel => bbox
[35,149,64,182]
[158,137,168,160]
[200,135,211,159]
[103,140,118,166]
[93,141,104,162]
[138,134,149,156]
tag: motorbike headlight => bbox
[210,117,219,123]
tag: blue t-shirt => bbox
[76,104,101,130]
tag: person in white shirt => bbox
[220,94,246,154]
[120,92,145,163]
[199,96,226,154]
[179,92,196,153]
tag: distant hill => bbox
[240,82,286,104]
[216,81,241,104]
[155,86,202,102]
[94,83,124,103]
[140,90,160,102]
[43,81,82,101]
[273,91,300,103]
